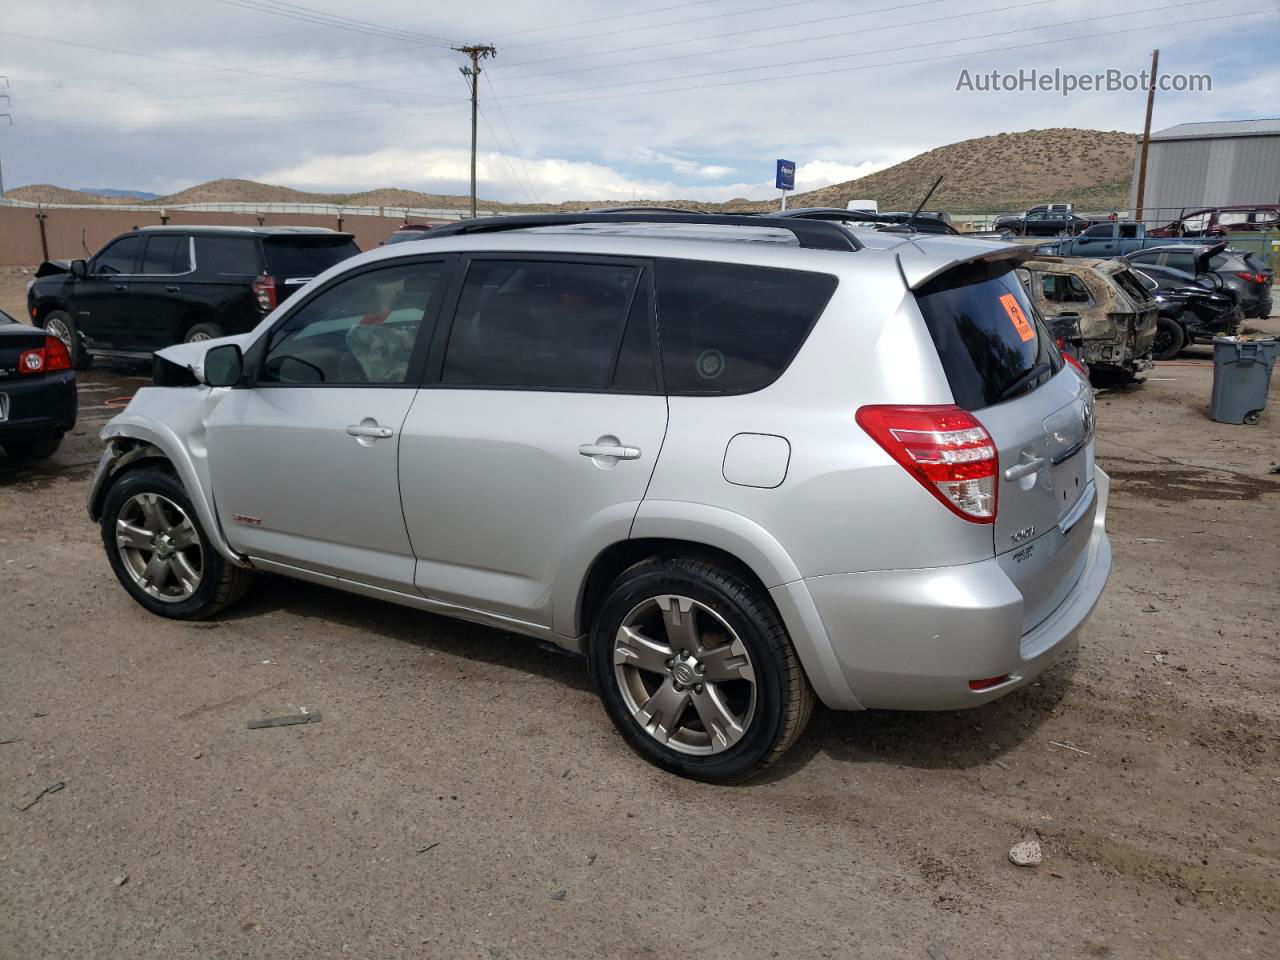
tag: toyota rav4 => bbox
[87,212,1112,782]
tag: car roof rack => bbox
[427,211,862,252]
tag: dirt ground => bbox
[1,266,1278,959]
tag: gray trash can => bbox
[1210,337,1280,425]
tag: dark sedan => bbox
[1124,244,1273,319]
[0,308,77,462]
[1127,264,1242,360]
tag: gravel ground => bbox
[2,267,1278,959]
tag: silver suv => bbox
[88,213,1112,782]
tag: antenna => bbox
[907,175,944,232]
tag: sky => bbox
[0,0,1277,203]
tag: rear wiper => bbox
[996,361,1052,402]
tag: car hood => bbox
[34,259,73,278]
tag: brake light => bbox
[18,336,72,376]
[1054,338,1087,374]
[856,404,998,523]
[1235,272,1268,285]
[252,274,277,313]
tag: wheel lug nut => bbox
[680,649,689,658]
[694,684,704,694]
[695,664,705,674]
[665,658,674,669]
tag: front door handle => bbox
[579,442,641,460]
[165,285,180,293]
[347,420,393,442]
[113,283,127,292]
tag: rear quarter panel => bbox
[637,252,996,580]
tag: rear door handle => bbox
[579,443,641,460]
[165,285,180,293]
[1004,456,1045,481]
[113,283,127,292]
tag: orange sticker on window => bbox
[999,293,1036,342]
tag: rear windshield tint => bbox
[655,259,836,395]
[263,236,360,278]
[916,269,1054,410]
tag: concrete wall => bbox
[0,206,414,265]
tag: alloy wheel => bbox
[45,317,74,350]
[186,332,212,343]
[613,594,757,756]
[115,492,204,602]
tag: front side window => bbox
[261,261,444,385]
[655,260,836,395]
[94,236,144,275]
[442,260,639,389]
[1081,224,1111,238]
[139,235,190,275]
[1182,212,1211,232]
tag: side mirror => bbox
[70,259,88,280]
[202,343,243,387]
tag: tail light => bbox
[1235,272,1268,285]
[19,336,73,376]
[252,274,277,313]
[1054,337,1087,374]
[856,404,998,523]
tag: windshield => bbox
[263,236,360,278]
[915,268,1058,410]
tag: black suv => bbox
[27,226,359,368]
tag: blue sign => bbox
[775,159,795,192]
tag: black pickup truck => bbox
[27,226,359,368]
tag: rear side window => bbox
[197,236,261,277]
[1113,269,1151,302]
[655,260,836,395]
[139,235,190,274]
[916,270,1055,410]
[263,237,360,278]
[1037,272,1091,304]
[94,235,144,275]
[442,260,640,390]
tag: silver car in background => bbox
[87,212,1112,782]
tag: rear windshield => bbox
[1112,268,1152,303]
[263,236,360,278]
[916,269,1056,410]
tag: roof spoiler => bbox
[427,212,862,252]
[907,244,1033,295]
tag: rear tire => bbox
[1152,316,1186,361]
[2,432,63,462]
[184,322,225,344]
[100,464,253,620]
[590,556,814,783]
[42,310,91,370]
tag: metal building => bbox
[1129,118,1280,212]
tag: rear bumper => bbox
[792,468,1112,711]
[0,370,77,440]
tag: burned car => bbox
[1018,257,1157,382]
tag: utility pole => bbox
[454,44,496,219]
[1134,49,1159,225]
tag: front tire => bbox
[42,310,91,370]
[184,322,225,344]
[590,557,814,783]
[1152,316,1186,361]
[100,464,253,619]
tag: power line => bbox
[215,0,457,48]
[485,0,726,40]
[496,0,1056,84]
[478,107,534,204]
[23,8,1259,129]
[491,0,1222,103]
[0,30,467,103]
[483,73,539,204]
